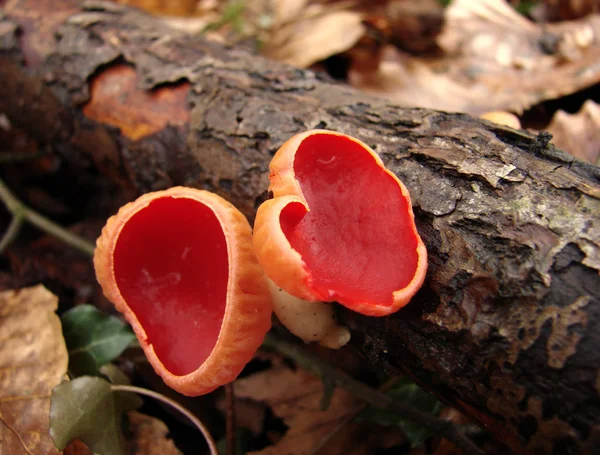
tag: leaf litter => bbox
[0,285,67,455]
[148,0,600,166]
[235,364,408,454]
[0,285,194,455]
[546,99,600,164]
[3,1,600,454]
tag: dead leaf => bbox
[114,0,201,16]
[235,365,360,454]
[0,285,68,455]
[384,0,444,54]
[272,0,310,26]
[351,0,600,114]
[64,439,94,455]
[160,1,364,68]
[546,99,600,164]
[480,111,522,129]
[127,411,183,455]
[263,5,366,68]
[321,423,406,455]
[61,411,184,455]
[532,0,600,21]
[235,364,407,455]
[163,15,223,37]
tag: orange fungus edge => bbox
[253,130,428,316]
[94,187,272,396]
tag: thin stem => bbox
[111,384,219,455]
[0,178,95,256]
[0,150,46,164]
[0,213,24,253]
[225,382,236,455]
[262,333,484,455]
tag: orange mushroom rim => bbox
[253,130,428,317]
[94,187,272,396]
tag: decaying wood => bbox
[1,1,599,453]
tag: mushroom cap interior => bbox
[280,133,419,307]
[114,197,228,376]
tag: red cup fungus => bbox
[94,187,273,396]
[254,130,427,317]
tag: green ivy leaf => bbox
[61,304,135,377]
[357,378,442,447]
[50,376,142,455]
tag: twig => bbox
[0,213,24,253]
[225,382,236,455]
[0,150,47,163]
[0,178,95,256]
[262,333,484,455]
[111,384,219,455]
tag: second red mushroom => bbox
[254,130,427,317]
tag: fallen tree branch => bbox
[1,1,599,453]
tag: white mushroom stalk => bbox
[266,278,351,349]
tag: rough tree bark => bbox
[1,1,599,453]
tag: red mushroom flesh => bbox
[114,197,228,376]
[96,187,272,395]
[254,130,427,316]
[279,134,419,307]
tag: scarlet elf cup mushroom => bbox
[254,130,427,345]
[94,187,272,396]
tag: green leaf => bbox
[50,376,142,455]
[61,304,136,377]
[513,0,537,16]
[357,378,442,447]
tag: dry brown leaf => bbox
[62,411,184,455]
[163,15,223,37]
[114,0,202,16]
[263,5,366,68]
[236,365,361,455]
[272,0,311,26]
[384,0,445,54]
[546,100,600,164]
[480,111,522,129]
[532,0,600,21]
[236,364,407,455]
[127,411,183,455]
[350,0,600,114]
[158,0,365,68]
[64,439,94,455]
[315,420,407,455]
[0,285,68,455]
